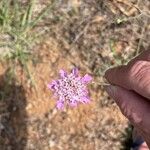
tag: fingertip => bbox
[104,85,118,99]
[105,85,147,126]
[104,65,130,89]
[104,68,113,82]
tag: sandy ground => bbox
[0,0,150,149]
[0,39,128,150]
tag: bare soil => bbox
[0,0,150,150]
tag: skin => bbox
[104,50,150,149]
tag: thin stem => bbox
[92,82,110,86]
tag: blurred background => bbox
[0,0,149,149]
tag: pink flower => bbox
[48,68,92,109]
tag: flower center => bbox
[56,74,85,101]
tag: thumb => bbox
[104,85,149,126]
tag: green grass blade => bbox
[21,10,28,27]
[109,39,116,54]
[26,0,35,25]
[13,0,20,25]
[1,0,11,27]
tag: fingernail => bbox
[104,68,111,80]
[104,85,117,97]
[104,71,108,80]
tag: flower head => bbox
[48,68,92,109]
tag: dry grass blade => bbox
[30,0,57,28]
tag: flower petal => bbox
[82,74,92,83]
[56,100,64,110]
[72,68,79,76]
[59,69,67,78]
[69,101,77,107]
[80,96,90,104]
[48,80,58,90]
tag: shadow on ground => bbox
[0,69,27,150]
[121,124,133,150]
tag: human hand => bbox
[104,50,150,148]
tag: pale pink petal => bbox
[81,96,90,104]
[82,74,92,83]
[69,101,77,107]
[56,101,64,110]
[59,69,67,78]
[48,68,92,109]
[48,80,57,90]
[72,68,79,76]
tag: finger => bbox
[104,50,150,88]
[105,85,150,148]
[104,85,150,129]
[131,50,150,62]
[105,61,150,99]
[104,50,150,85]
[104,65,130,89]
